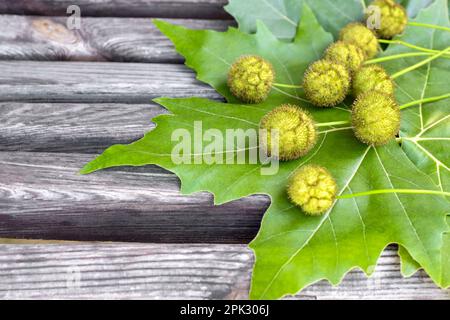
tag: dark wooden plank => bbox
[0,15,233,62]
[0,61,221,103]
[0,243,447,299]
[0,0,230,19]
[0,102,165,153]
[0,151,268,243]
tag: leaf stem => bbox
[273,83,302,89]
[360,0,367,11]
[391,47,450,79]
[399,93,450,110]
[315,120,350,128]
[378,39,450,57]
[337,189,450,199]
[365,52,433,64]
[407,21,450,33]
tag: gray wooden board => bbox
[0,15,233,62]
[0,61,221,103]
[0,243,448,299]
[0,102,165,153]
[0,0,230,19]
[1,0,448,300]
[0,151,268,243]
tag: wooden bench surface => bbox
[0,0,448,300]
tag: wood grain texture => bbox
[0,151,268,243]
[0,243,448,300]
[0,0,229,19]
[1,1,445,300]
[0,15,233,62]
[0,102,165,153]
[0,61,221,103]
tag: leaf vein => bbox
[258,146,371,299]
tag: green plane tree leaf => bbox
[81,2,450,298]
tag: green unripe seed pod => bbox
[369,0,408,39]
[352,92,400,146]
[303,59,351,107]
[259,104,317,161]
[287,164,338,215]
[339,23,379,59]
[227,55,275,104]
[352,64,395,97]
[324,41,366,74]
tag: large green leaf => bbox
[82,5,350,204]
[378,0,450,285]
[80,98,449,299]
[82,2,449,298]
[224,0,303,41]
[250,143,448,299]
[398,0,434,17]
[383,0,450,199]
[396,0,450,17]
[399,217,449,287]
[225,0,446,42]
[398,245,422,276]
[225,0,364,41]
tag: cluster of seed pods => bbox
[226,0,410,215]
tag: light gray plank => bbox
[0,102,165,153]
[0,243,448,300]
[0,151,268,243]
[0,0,229,19]
[0,15,233,62]
[0,61,221,103]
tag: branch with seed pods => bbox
[225,0,450,215]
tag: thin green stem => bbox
[399,93,450,110]
[408,21,450,33]
[365,52,433,64]
[378,39,450,57]
[391,47,450,79]
[360,0,367,11]
[337,189,450,199]
[273,83,302,89]
[315,120,350,127]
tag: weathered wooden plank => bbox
[0,243,448,299]
[0,61,221,103]
[0,238,76,244]
[0,102,165,153]
[0,0,229,19]
[0,15,233,62]
[0,151,268,243]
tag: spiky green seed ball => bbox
[324,41,366,74]
[227,55,275,104]
[287,165,338,215]
[259,104,317,161]
[340,23,379,59]
[303,60,351,107]
[352,64,395,97]
[369,0,408,39]
[352,92,400,146]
